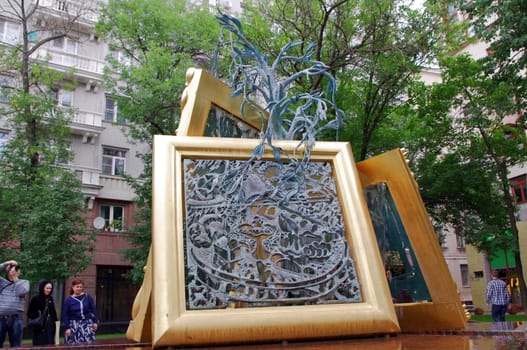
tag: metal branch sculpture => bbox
[213,13,343,163]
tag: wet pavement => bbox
[21,321,527,349]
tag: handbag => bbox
[28,304,48,329]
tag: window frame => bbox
[109,49,132,67]
[51,88,73,107]
[0,76,14,103]
[53,36,78,54]
[0,19,20,45]
[116,50,131,66]
[455,234,465,249]
[460,264,470,287]
[99,204,125,232]
[0,130,9,153]
[102,147,126,176]
[47,139,71,165]
[510,174,527,204]
[104,95,125,123]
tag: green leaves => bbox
[96,0,220,282]
[98,0,219,142]
[0,0,94,284]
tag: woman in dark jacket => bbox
[27,280,58,345]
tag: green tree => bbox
[387,63,508,249]
[405,41,527,309]
[240,0,449,161]
[95,0,220,282]
[0,0,96,283]
[450,0,527,304]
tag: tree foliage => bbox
[96,0,471,282]
[0,0,96,283]
[454,0,527,306]
[240,0,446,161]
[95,0,220,282]
[462,0,527,107]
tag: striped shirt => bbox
[486,278,510,306]
[0,278,30,315]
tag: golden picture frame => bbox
[357,149,469,331]
[150,135,399,347]
[177,68,266,137]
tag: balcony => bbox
[99,175,135,201]
[32,47,105,82]
[70,109,104,142]
[75,168,102,197]
[34,0,100,25]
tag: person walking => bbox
[62,278,98,344]
[0,260,30,348]
[486,270,511,322]
[27,280,59,346]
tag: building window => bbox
[51,89,73,107]
[53,37,77,54]
[456,234,465,249]
[0,130,8,153]
[100,204,124,231]
[114,50,131,66]
[48,140,70,164]
[0,76,14,103]
[56,0,68,11]
[510,174,527,204]
[460,264,469,287]
[104,96,125,123]
[0,19,19,45]
[102,147,126,176]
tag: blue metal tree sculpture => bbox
[213,13,343,163]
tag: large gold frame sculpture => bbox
[177,68,265,137]
[126,68,468,346]
[149,136,399,347]
[357,150,469,331]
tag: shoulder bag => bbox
[28,303,48,329]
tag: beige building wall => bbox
[465,245,490,312]
[440,227,472,303]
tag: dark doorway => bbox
[96,266,138,322]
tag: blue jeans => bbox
[0,314,23,348]
[491,304,508,322]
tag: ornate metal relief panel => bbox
[183,158,361,309]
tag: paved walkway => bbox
[19,321,527,349]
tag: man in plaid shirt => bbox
[486,270,511,322]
